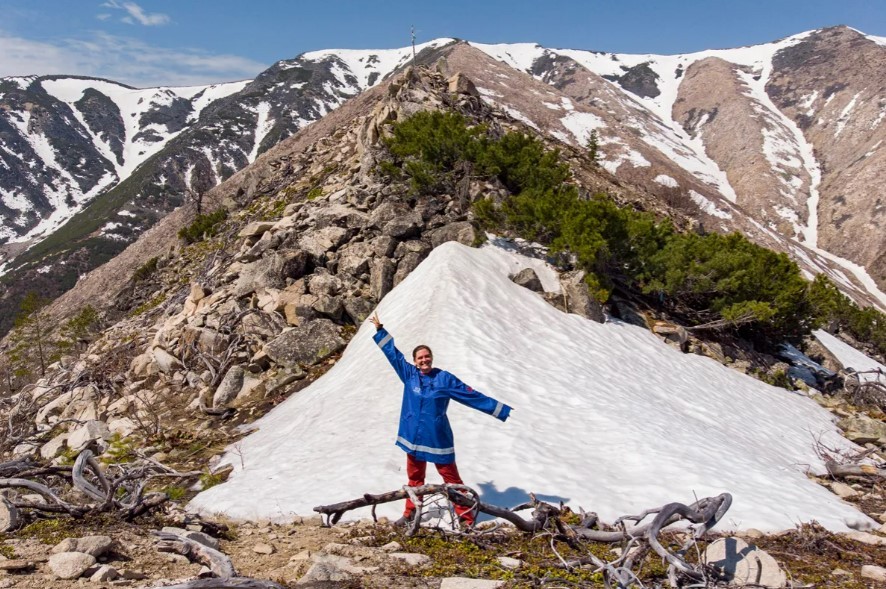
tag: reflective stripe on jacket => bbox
[374,327,511,464]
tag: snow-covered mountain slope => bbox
[0,39,456,337]
[190,242,870,532]
[441,41,885,310]
[0,38,454,254]
[0,76,249,244]
[471,26,886,293]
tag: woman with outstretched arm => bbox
[370,313,512,527]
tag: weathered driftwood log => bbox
[149,578,285,589]
[72,449,111,502]
[315,484,556,533]
[0,497,19,532]
[153,531,237,577]
[315,485,733,589]
[0,477,88,516]
[826,459,886,480]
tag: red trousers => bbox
[404,454,474,525]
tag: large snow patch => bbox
[190,242,869,531]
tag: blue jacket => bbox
[374,327,511,464]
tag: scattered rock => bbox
[239,221,275,238]
[52,535,114,557]
[296,553,377,585]
[843,530,886,546]
[703,537,786,587]
[510,268,543,292]
[264,320,346,368]
[830,481,860,499]
[213,365,246,408]
[67,420,111,452]
[837,415,886,444]
[151,347,183,374]
[497,556,523,569]
[380,541,402,553]
[560,270,605,323]
[253,542,276,555]
[862,565,886,582]
[426,221,476,247]
[90,564,119,582]
[48,551,96,580]
[0,559,35,571]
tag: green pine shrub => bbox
[382,110,884,346]
[178,209,228,244]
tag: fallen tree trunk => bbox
[153,531,237,578]
[826,460,886,480]
[315,484,733,589]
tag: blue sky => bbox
[1,0,884,87]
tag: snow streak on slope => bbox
[41,78,249,179]
[814,330,886,378]
[300,39,456,91]
[469,42,739,202]
[248,102,273,163]
[191,242,870,532]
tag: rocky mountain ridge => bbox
[0,39,454,335]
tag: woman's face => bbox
[414,348,433,374]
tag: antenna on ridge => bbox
[411,25,417,67]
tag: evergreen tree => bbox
[586,130,600,165]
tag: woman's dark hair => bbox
[412,345,433,360]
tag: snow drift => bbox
[190,241,871,531]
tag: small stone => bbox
[48,552,97,580]
[289,551,312,562]
[118,569,148,580]
[253,542,276,555]
[388,552,430,566]
[89,565,118,582]
[830,481,860,499]
[862,565,886,581]
[843,531,886,546]
[380,541,402,553]
[742,528,764,539]
[0,559,35,571]
[497,556,522,569]
[52,536,114,558]
[831,568,852,576]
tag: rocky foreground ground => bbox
[0,502,885,589]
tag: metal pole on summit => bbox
[411,25,417,70]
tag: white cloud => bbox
[101,1,170,26]
[0,30,266,87]
[96,13,112,21]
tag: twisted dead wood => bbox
[315,485,733,589]
[153,531,236,577]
